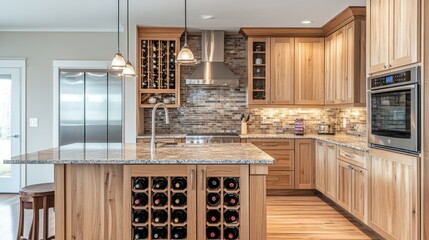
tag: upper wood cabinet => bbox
[368,0,420,74]
[294,38,325,105]
[248,37,271,105]
[270,38,295,104]
[325,20,366,106]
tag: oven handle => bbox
[368,84,416,94]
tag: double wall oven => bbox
[368,67,421,154]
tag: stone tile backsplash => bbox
[142,32,367,137]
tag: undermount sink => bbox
[157,142,206,148]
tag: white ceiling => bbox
[0,0,366,32]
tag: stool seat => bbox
[17,183,55,240]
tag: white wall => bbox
[0,30,137,184]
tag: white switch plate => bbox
[29,118,39,127]
[342,118,347,128]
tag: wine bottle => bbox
[224,177,239,190]
[206,227,221,239]
[134,226,148,239]
[224,226,239,239]
[133,193,148,206]
[224,193,239,207]
[152,177,168,189]
[134,177,148,190]
[224,209,239,223]
[171,226,187,239]
[133,210,149,223]
[152,226,167,239]
[207,177,220,190]
[172,193,187,207]
[152,193,167,207]
[207,193,220,206]
[206,209,220,224]
[152,209,168,223]
[172,177,187,190]
[152,82,158,89]
[152,46,158,52]
[171,209,187,223]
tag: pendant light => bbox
[176,0,197,64]
[122,0,136,76]
[111,0,126,69]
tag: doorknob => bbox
[7,134,19,138]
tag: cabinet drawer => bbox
[249,139,295,150]
[267,170,295,190]
[337,147,366,169]
[266,150,295,171]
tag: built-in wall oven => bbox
[368,67,421,154]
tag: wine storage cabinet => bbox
[124,165,249,240]
[137,27,184,108]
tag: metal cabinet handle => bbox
[317,141,323,146]
[344,153,355,159]
[384,65,387,69]
[7,134,19,138]
[191,170,196,190]
[388,64,392,68]
[327,144,335,149]
[262,143,278,146]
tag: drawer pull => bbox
[262,143,279,146]
[327,144,335,148]
[344,153,355,159]
[191,169,196,190]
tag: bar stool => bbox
[17,183,55,240]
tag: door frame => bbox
[0,58,27,189]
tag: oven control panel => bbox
[371,71,411,88]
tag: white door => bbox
[0,68,22,193]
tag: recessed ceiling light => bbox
[301,20,312,24]
[201,15,214,20]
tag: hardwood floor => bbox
[0,194,380,239]
[267,195,382,239]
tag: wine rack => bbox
[137,27,183,108]
[131,176,189,240]
[206,177,241,240]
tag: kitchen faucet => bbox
[151,103,170,156]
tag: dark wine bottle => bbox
[134,226,148,239]
[224,226,239,239]
[207,193,220,206]
[206,226,221,239]
[172,193,187,207]
[171,226,187,239]
[152,193,167,207]
[224,209,239,223]
[133,210,149,223]
[171,209,187,223]
[172,177,187,190]
[152,177,167,190]
[206,209,221,223]
[152,209,168,223]
[133,193,148,206]
[224,177,239,190]
[134,177,148,190]
[152,226,167,239]
[207,177,220,190]
[224,193,239,207]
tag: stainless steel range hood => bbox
[186,31,239,87]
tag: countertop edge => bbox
[3,159,275,165]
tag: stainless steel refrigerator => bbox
[59,70,123,146]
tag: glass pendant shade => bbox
[111,52,126,69]
[122,61,136,76]
[176,43,197,64]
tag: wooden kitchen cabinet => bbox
[325,144,337,201]
[270,38,295,104]
[294,139,315,189]
[324,34,336,104]
[368,0,420,74]
[351,165,368,223]
[247,37,271,105]
[294,38,325,105]
[370,149,419,240]
[336,160,352,211]
[315,141,326,193]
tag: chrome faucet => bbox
[151,103,170,155]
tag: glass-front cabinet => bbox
[247,38,270,105]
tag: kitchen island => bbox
[5,143,274,240]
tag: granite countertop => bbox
[3,143,274,165]
[137,134,187,139]
[240,134,369,152]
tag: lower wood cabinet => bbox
[315,141,326,193]
[336,160,353,211]
[369,149,420,240]
[295,139,315,189]
[325,144,337,201]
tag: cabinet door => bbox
[266,170,295,190]
[389,0,420,69]
[351,166,368,224]
[248,37,271,105]
[325,34,336,104]
[315,141,326,193]
[370,149,419,240]
[295,139,315,189]
[325,144,337,201]
[334,28,347,103]
[197,165,249,240]
[124,165,197,240]
[344,22,355,104]
[336,160,352,212]
[368,0,389,73]
[294,38,325,105]
[270,38,295,104]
